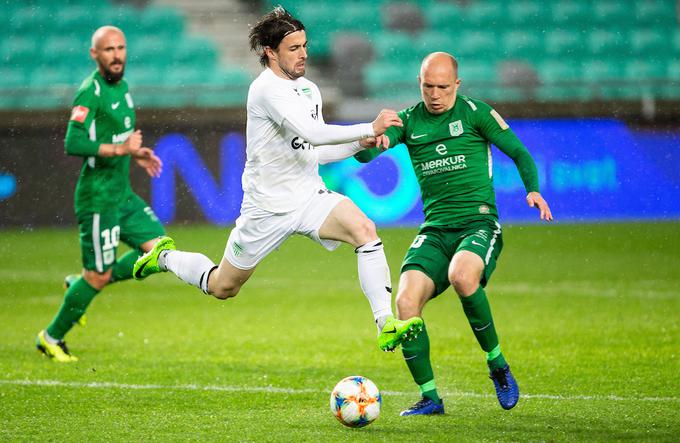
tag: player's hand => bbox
[526,192,553,221]
[359,135,390,151]
[133,147,163,178]
[372,109,402,136]
[122,129,142,154]
[359,137,376,148]
[375,134,390,151]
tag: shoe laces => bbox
[57,341,72,356]
[410,397,432,410]
[490,368,509,389]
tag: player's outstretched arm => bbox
[317,134,393,165]
[316,137,380,165]
[526,192,553,221]
[281,108,401,147]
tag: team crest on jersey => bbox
[70,105,89,123]
[449,120,464,136]
[479,205,490,214]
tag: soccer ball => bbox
[329,375,381,428]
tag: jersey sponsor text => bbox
[421,154,467,176]
[112,129,134,144]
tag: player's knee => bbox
[449,270,478,297]
[352,217,377,245]
[83,270,112,289]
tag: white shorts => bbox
[224,189,349,270]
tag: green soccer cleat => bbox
[133,236,176,280]
[35,330,78,363]
[63,274,87,326]
[378,315,424,352]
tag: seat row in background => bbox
[270,0,680,102]
[0,1,250,109]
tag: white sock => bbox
[160,250,216,293]
[355,239,394,327]
[44,330,59,344]
[376,314,391,331]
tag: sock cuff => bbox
[460,285,485,305]
[418,379,437,394]
[487,344,502,361]
[158,250,170,271]
[354,238,383,254]
[43,330,59,344]
[200,266,218,294]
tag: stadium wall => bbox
[1,111,679,227]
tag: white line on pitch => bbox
[0,379,678,403]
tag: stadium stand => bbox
[1,1,678,109]
[269,0,680,102]
[0,0,250,109]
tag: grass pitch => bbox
[1,222,679,441]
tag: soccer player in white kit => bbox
[134,7,424,351]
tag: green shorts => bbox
[78,193,165,272]
[400,220,503,297]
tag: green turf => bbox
[1,222,679,441]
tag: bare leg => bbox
[207,257,256,300]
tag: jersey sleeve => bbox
[261,84,374,146]
[313,92,365,164]
[64,84,101,157]
[384,108,408,147]
[354,108,408,163]
[475,102,540,193]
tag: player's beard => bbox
[100,61,125,84]
[280,62,304,80]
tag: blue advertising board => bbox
[151,119,680,225]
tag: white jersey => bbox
[243,68,374,213]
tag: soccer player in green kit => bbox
[355,52,553,415]
[35,26,164,362]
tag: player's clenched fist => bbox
[372,109,403,136]
[122,129,142,154]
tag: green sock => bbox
[460,286,507,370]
[401,322,441,403]
[487,344,507,371]
[110,249,142,282]
[46,277,99,340]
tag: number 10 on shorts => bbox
[101,226,120,265]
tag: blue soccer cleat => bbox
[489,364,519,410]
[399,397,445,416]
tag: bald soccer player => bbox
[356,52,553,415]
[35,26,164,362]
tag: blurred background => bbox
[1,0,679,227]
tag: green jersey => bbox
[357,95,539,228]
[65,70,136,217]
